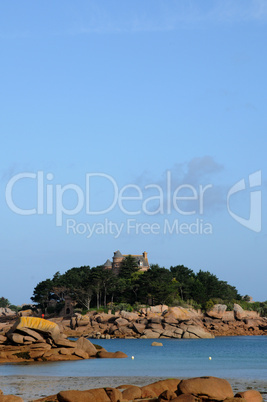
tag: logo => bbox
[227,170,261,232]
[5,169,262,234]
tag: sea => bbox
[0,336,267,380]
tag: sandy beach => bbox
[0,375,266,401]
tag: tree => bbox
[190,278,206,305]
[60,266,91,289]
[98,268,117,308]
[119,255,139,279]
[138,265,176,305]
[57,266,94,309]
[70,284,94,310]
[31,279,54,310]
[31,260,243,312]
[190,270,240,306]
[0,297,10,308]
[90,267,103,309]
[116,256,143,304]
[170,265,195,300]
[82,265,117,309]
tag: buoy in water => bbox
[131,356,134,359]
[209,356,212,360]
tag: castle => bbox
[103,250,149,275]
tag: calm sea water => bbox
[0,336,266,380]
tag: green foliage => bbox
[132,302,148,311]
[73,308,83,314]
[170,265,195,301]
[55,302,65,314]
[9,305,19,313]
[31,278,54,309]
[94,307,108,313]
[45,301,64,315]
[20,304,35,311]
[31,259,245,312]
[170,297,187,308]
[119,255,139,279]
[190,300,202,310]
[233,299,267,317]
[259,302,267,317]
[136,264,177,305]
[46,305,56,314]
[0,297,10,308]
[205,299,215,311]
[113,303,133,312]
[226,301,234,311]
[234,299,251,310]
[46,301,65,314]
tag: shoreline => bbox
[0,375,266,401]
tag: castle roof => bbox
[103,259,112,267]
[114,250,123,258]
[123,254,149,267]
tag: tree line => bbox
[31,256,243,312]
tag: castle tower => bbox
[103,259,112,270]
[112,250,124,275]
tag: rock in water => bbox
[75,337,97,356]
[97,350,128,358]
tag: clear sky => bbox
[0,0,266,305]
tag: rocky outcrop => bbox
[96,350,127,358]
[235,390,263,402]
[163,307,199,321]
[0,317,127,363]
[30,376,263,402]
[2,304,265,343]
[18,309,34,317]
[57,388,110,402]
[233,304,246,321]
[203,308,267,337]
[0,308,16,317]
[183,325,214,339]
[177,377,234,400]
[0,395,24,402]
[63,304,267,339]
[9,316,61,342]
[75,336,97,356]
[206,304,227,319]
[122,385,142,400]
[141,379,181,398]
[233,304,260,322]
[67,308,214,340]
[105,387,124,402]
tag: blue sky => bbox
[0,0,266,305]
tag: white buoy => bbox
[209,356,212,360]
[131,356,134,359]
